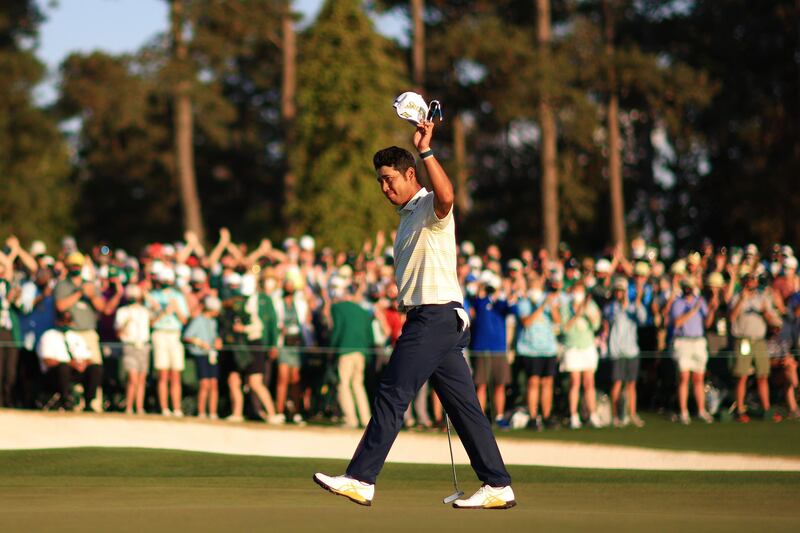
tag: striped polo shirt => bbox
[394,188,463,309]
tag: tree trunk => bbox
[411,0,425,91]
[604,0,625,249]
[171,0,204,242]
[537,0,559,256]
[282,1,298,234]
[453,112,471,214]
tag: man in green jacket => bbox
[330,285,374,429]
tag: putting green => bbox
[0,449,798,532]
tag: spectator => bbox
[561,280,602,429]
[468,270,513,424]
[147,268,189,417]
[514,280,560,430]
[275,279,311,424]
[704,272,731,357]
[329,284,374,429]
[114,284,151,415]
[777,298,800,418]
[184,296,223,419]
[220,273,279,424]
[36,311,100,410]
[668,278,713,424]
[603,276,647,427]
[0,251,21,407]
[54,252,105,411]
[730,272,781,422]
[17,266,56,407]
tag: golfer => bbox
[314,120,515,509]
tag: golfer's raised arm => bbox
[414,120,454,219]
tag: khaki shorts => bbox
[562,346,599,373]
[672,337,708,373]
[73,329,103,365]
[732,338,769,378]
[123,344,150,374]
[471,352,511,386]
[152,330,185,371]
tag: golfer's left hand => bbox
[414,120,434,153]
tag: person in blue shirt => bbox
[514,283,560,430]
[603,277,647,428]
[183,296,223,419]
[468,271,513,424]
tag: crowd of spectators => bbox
[0,231,798,430]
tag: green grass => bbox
[489,412,800,457]
[0,449,798,532]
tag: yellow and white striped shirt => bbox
[394,188,463,309]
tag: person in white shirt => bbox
[36,311,98,411]
[115,284,151,415]
[314,119,513,509]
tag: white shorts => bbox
[562,346,599,372]
[672,337,708,373]
[152,330,185,371]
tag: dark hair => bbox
[373,146,416,174]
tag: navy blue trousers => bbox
[346,302,512,486]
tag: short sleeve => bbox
[425,192,453,231]
[54,280,74,302]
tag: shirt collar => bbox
[397,187,429,214]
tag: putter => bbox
[442,413,464,504]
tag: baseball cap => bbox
[687,252,701,265]
[745,243,758,256]
[65,252,85,266]
[157,268,176,284]
[191,268,207,283]
[299,235,315,251]
[784,256,798,271]
[707,272,725,288]
[460,241,475,257]
[670,260,686,275]
[595,258,612,274]
[507,259,523,272]
[338,265,353,278]
[393,91,429,126]
[781,245,794,258]
[125,284,142,300]
[634,261,651,277]
[204,296,222,312]
[30,240,47,257]
[612,277,628,291]
[223,272,242,286]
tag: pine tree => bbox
[289,0,410,250]
[0,1,72,246]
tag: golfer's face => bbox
[376,166,413,206]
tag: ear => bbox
[404,166,417,182]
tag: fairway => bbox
[0,449,798,533]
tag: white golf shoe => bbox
[452,484,516,510]
[313,473,374,506]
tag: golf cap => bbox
[191,268,207,283]
[467,256,483,270]
[204,296,222,312]
[460,240,475,257]
[781,245,794,258]
[223,272,242,286]
[634,262,651,277]
[299,235,315,251]
[687,252,701,265]
[612,277,628,291]
[706,272,725,289]
[745,243,758,256]
[785,256,798,270]
[507,259,523,272]
[595,258,612,274]
[125,284,143,300]
[393,91,428,126]
[338,265,353,278]
[65,252,85,266]
[670,260,687,275]
[30,240,47,257]
[157,268,176,284]
[175,264,191,280]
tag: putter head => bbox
[442,491,464,504]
